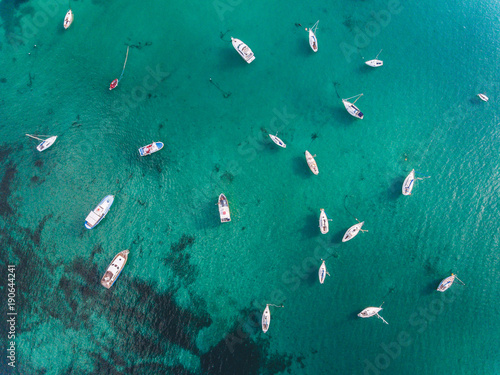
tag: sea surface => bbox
[0,0,499,374]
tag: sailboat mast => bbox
[353,93,363,104]
[26,134,44,141]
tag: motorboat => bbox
[85,195,115,229]
[101,250,130,289]
[110,79,119,90]
[269,134,286,148]
[342,221,365,242]
[218,193,231,222]
[319,209,329,234]
[305,151,318,175]
[231,37,255,63]
[64,9,73,29]
[342,94,364,119]
[139,142,164,156]
[110,46,129,90]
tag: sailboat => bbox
[218,193,231,222]
[358,303,389,324]
[318,260,330,284]
[63,9,73,29]
[110,46,130,90]
[342,94,364,119]
[342,221,366,242]
[477,93,489,102]
[231,37,255,63]
[261,304,283,333]
[101,250,130,289]
[26,134,57,152]
[305,151,318,175]
[365,49,383,67]
[319,209,329,234]
[269,133,286,148]
[308,20,319,52]
[402,169,415,195]
[437,273,465,292]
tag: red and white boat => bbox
[138,142,164,156]
[109,79,119,90]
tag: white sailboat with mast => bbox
[319,209,330,234]
[26,134,57,152]
[437,273,465,292]
[262,304,284,333]
[318,259,330,284]
[342,221,367,242]
[305,151,318,175]
[308,20,319,52]
[358,303,388,324]
[342,94,364,119]
[269,133,286,148]
[365,49,383,67]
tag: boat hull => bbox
[110,79,118,90]
[305,151,318,175]
[139,142,164,156]
[85,195,114,229]
[269,134,286,148]
[262,306,270,333]
[402,169,415,195]
[318,261,327,284]
[358,307,382,318]
[309,30,318,52]
[37,136,57,152]
[437,275,455,292]
[231,37,255,63]
[342,99,364,119]
[218,193,231,222]
[478,94,489,102]
[101,250,130,289]
[342,221,364,242]
[319,209,328,234]
[64,10,73,29]
[365,59,383,67]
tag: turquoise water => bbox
[1,0,499,373]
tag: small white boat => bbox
[358,304,388,324]
[138,142,164,156]
[26,134,57,152]
[318,260,329,284]
[262,305,271,333]
[319,209,329,234]
[365,49,383,67]
[305,151,318,175]
[402,169,415,196]
[477,93,489,102]
[218,193,231,222]
[101,250,130,289]
[85,195,114,229]
[269,134,286,148]
[342,94,364,119]
[308,20,319,52]
[231,37,255,64]
[342,221,365,242]
[63,9,73,29]
[437,273,464,292]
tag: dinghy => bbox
[365,49,383,67]
[358,304,388,324]
[26,134,57,152]
[231,37,255,63]
[101,250,130,289]
[269,133,286,148]
[477,93,488,102]
[305,151,318,175]
[85,195,114,229]
[261,304,283,333]
[437,273,464,292]
[402,169,415,196]
[342,221,365,242]
[342,94,364,119]
[308,20,319,52]
[218,193,231,222]
[110,46,130,90]
[139,142,164,156]
[318,260,329,284]
[319,209,329,234]
[63,9,73,29]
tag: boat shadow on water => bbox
[331,228,346,244]
[300,213,320,238]
[292,156,313,178]
[196,200,221,230]
[387,175,405,200]
[333,108,360,127]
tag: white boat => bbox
[26,134,57,152]
[402,169,415,196]
[218,193,231,222]
[138,142,164,156]
[365,49,383,67]
[437,273,464,292]
[342,94,364,119]
[269,134,286,148]
[477,93,489,102]
[308,20,319,52]
[342,221,365,242]
[358,304,389,324]
[319,209,329,234]
[85,195,114,229]
[101,250,130,289]
[231,37,255,64]
[318,260,329,284]
[262,305,271,333]
[305,151,318,175]
[63,9,73,29]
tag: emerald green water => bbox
[1,0,499,374]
